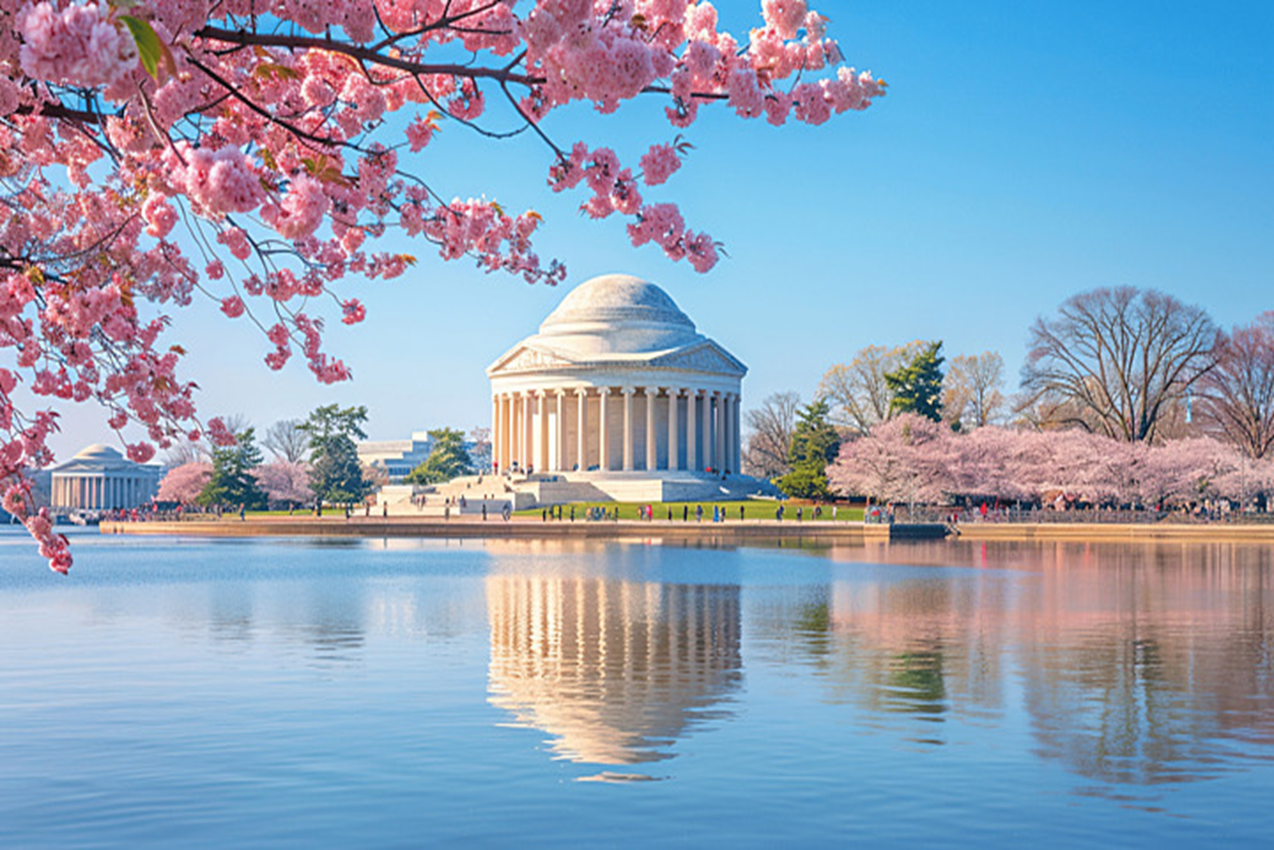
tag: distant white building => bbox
[357,431,488,482]
[357,431,435,480]
[49,444,162,511]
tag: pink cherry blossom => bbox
[1,0,885,572]
[640,143,683,186]
[157,462,212,504]
[19,1,139,88]
[220,296,246,318]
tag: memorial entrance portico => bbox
[486,274,753,504]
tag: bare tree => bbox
[469,426,493,471]
[743,391,802,479]
[1021,287,1218,442]
[818,341,925,436]
[162,441,208,466]
[1198,312,1274,459]
[221,413,252,436]
[262,418,310,463]
[944,351,1006,430]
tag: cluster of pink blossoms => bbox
[2,0,882,571]
[17,1,138,88]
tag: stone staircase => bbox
[375,471,775,515]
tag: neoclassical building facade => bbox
[49,444,161,511]
[487,274,745,479]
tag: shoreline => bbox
[98,518,1274,545]
[99,517,944,543]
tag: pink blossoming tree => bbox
[253,458,311,510]
[830,417,1274,510]
[156,460,211,503]
[0,0,886,570]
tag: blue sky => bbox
[42,0,1274,456]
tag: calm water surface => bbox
[2,528,1272,846]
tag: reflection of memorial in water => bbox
[487,572,741,765]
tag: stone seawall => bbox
[101,519,1274,545]
[953,523,1274,543]
[100,518,948,543]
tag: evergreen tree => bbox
[775,398,841,500]
[308,435,371,506]
[197,428,267,510]
[300,404,371,507]
[405,428,475,484]
[298,404,368,454]
[886,341,946,422]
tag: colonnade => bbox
[51,473,156,510]
[491,386,741,475]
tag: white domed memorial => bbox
[49,444,162,511]
[487,273,757,503]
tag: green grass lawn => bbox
[514,501,864,522]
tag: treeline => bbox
[156,406,491,510]
[746,287,1274,508]
[156,405,494,512]
[157,404,375,510]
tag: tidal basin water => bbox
[3,529,1273,846]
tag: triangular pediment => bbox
[649,342,747,376]
[487,345,578,376]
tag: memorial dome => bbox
[534,274,700,356]
[74,444,124,461]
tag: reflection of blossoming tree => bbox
[0,1,886,570]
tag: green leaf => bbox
[120,15,164,80]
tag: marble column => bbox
[645,388,658,471]
[686,391,698,471]
[554,391,565,473]
[702,392,714,472]
[621,387,635,472]
[576,388,588,471]
[507,396,516,471]
[536,391,549,473]
[521,392,532,472]
[718,395,728,476]
[598,388,610,472]
[502,395,511,472]
[668,389,681,471]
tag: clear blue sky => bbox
[43,0,1274,456]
